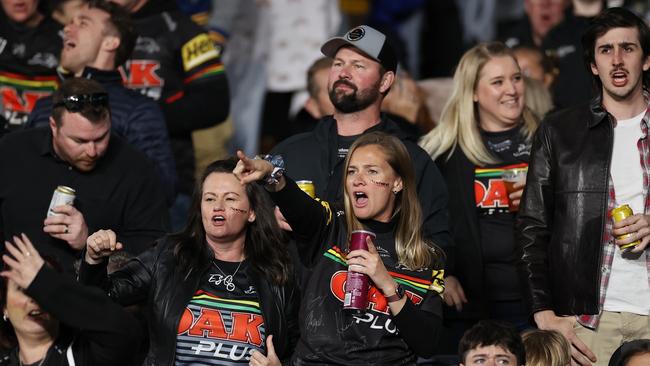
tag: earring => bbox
[393,190,398,195]
[2,313,7,322]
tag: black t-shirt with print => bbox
[476,125,530,301]
[337,134,360,159]
[175,259,267,365]
[292,219,444,366]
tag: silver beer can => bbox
[47,185,75,217]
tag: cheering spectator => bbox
[80,158,299,365]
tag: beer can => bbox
[611,204,640,250]
[343,230,376,312]
[47,185,75,217]
[296,180,316,198]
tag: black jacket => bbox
[0,128,170,273]
[0,266,140,366]
[271,115,451,249]
[78,238,300,366]
[26,67,178,204]
[517,97,612,316]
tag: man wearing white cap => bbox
[271,25,450,249]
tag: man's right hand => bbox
[44,204,89,250]
[85,229,123,265]
[442,275,467,311]
[534,310,597,366]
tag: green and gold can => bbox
[611,204,641,250]
[296,180,316,199]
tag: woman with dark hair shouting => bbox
[79,159,299,366]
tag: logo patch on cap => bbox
[346,27,365,41]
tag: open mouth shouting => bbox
[211,214,226,226]
[353,191,369,208]
[611,69,629,87]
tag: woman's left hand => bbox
[346,237,395,294]
[0,233,45,290]
[249,335,280,366]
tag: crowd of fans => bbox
[1,0,650,365]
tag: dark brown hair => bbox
[52,78,110,126]
[88,0,135,68]
[171,158,291,285]
[0,256,62,350]
[459,320,526,366]
[582,7,650,91]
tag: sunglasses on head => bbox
[53,93,109,112]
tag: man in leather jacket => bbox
[518,7,650,366]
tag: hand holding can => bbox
[343,230,375,312]
[611,204,641,253]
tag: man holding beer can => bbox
[0,78,169,272]
[519,8,650,366]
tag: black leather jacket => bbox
[79,238,300,366]
[517,97,612,317]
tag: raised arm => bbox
[233,151,333,265]
[79,229,155,306]
[1,234,141,366]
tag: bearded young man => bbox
[270,25,450,248]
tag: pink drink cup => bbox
[343,230,376,312]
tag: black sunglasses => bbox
[53,93,109,112]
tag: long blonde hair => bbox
[419,42,538,166]
[342,132,435,270]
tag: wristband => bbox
[262,154,285,186]
[384,284,405,303]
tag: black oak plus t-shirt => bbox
[175,260,266,365]
[475,126,530,301]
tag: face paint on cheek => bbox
[229,207,249,214]
[371,180,390,187]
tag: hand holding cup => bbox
[502,168,527,212]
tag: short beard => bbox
[329,79,380,113]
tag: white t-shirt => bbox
[603,110,650,315]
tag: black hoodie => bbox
[271,115,451,249]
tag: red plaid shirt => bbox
[578,102,650,329]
